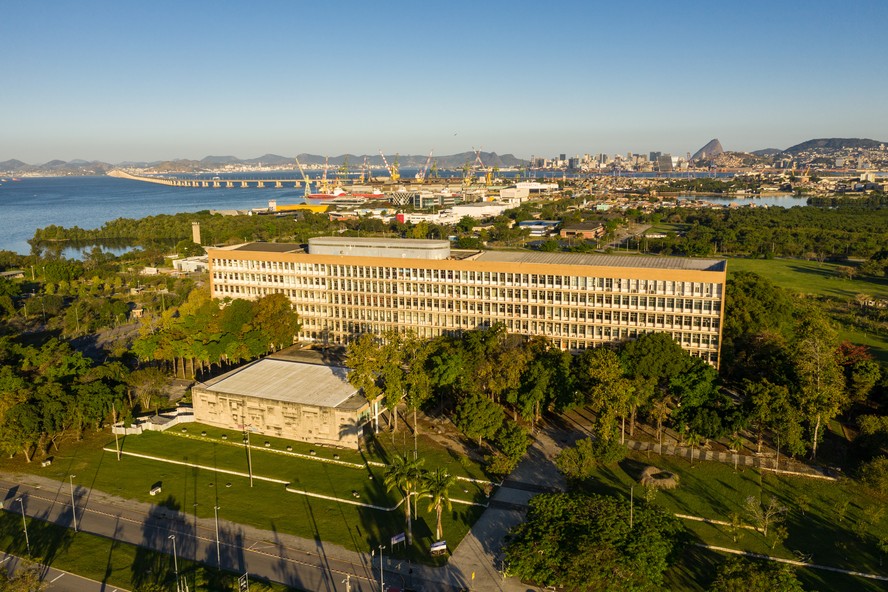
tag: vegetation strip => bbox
[696,543,888,581]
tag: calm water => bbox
[0,176,307,255]
[0,175,809,256]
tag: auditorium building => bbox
[207,237,727,366]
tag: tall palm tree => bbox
[422,467,456,541]
[384,453,424,544]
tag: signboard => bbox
[430,540,447,555]
[391,532,406,546]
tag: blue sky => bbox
[3,0,887,163]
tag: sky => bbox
[3,0,888,163]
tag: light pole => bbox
[16,497,30,556]
[169,534,180,592]
[244,428,254,487]
[213,505,221,567]
[378,544,385,592]
[69,474,78,532]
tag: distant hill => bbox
[692,139,724,161]
[0,159,28,171]
[0,151,517,174]
[782,138,886,155]
[751,148,782,157]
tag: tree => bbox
[174,239,205,258]
[453,394,504,446]
[383,453,424,545]
[504,493,683,592]
[421,467,456,541]
[128,367,168,413]
[792,312,847,459]
[709,557,804,592]
[555,437,627,481]
[744,495,786,538]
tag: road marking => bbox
[0,556,10,564]
[50,573,65,583]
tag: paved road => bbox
[0,426,569,592]
[1,553,128,592]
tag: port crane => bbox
[378,150,401,183]
[473,147,493,185]
[415,150,434,183]
[294,156,313,195]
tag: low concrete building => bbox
[191,355,375,449]
[560,222,606,240]
[172,256,209,273]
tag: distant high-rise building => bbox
[649,151,662,162]
[657,154,673,173]
[568,157,579,170]
[559,153,566,162]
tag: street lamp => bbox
[69,474,78,532]
[377,544,386,592]
[169,534,180,592]
[15,497,30,556]
[243,428,254,487]
[213,506,221,567]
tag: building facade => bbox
[191,356,373,449]
[208,238,727,365]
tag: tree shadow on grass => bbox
[131,494,184,591]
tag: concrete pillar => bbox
[226,181,234,188]
[257,181,265,188]
[192,222,201,245]
[241,181,248,188]
[275,181,282,188]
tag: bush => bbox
[555,437,627,480]
[860,456,888,493]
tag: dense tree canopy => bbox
[504,492,683,592]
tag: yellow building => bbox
[208,237,727,365]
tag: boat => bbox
[303,187,389,206]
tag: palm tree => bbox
[422,467,456,541]
[384,453,424,544]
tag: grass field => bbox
[726,257,888,361]
[0,513,294,591]
[726,257,888,301]
[3,424,489,565]
[585,451,888,591]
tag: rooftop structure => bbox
[192,356,373,449]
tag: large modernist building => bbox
[208,237,727,366]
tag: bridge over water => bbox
[108,169,307,189]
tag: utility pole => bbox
[16,497,29,556]
[69,474,78,532]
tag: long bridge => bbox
[108,169,308,189]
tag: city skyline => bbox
[3,0,887,163]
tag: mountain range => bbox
[0,151,528,175]
[3,139,887,175]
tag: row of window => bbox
[211,259,722,296]
[213,282,721,316]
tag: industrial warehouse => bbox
[207,237,727,366]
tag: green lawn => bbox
[0,513,295,591]
[726,257,888,301]
[583,452,888,591]
[4,425,489,564]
